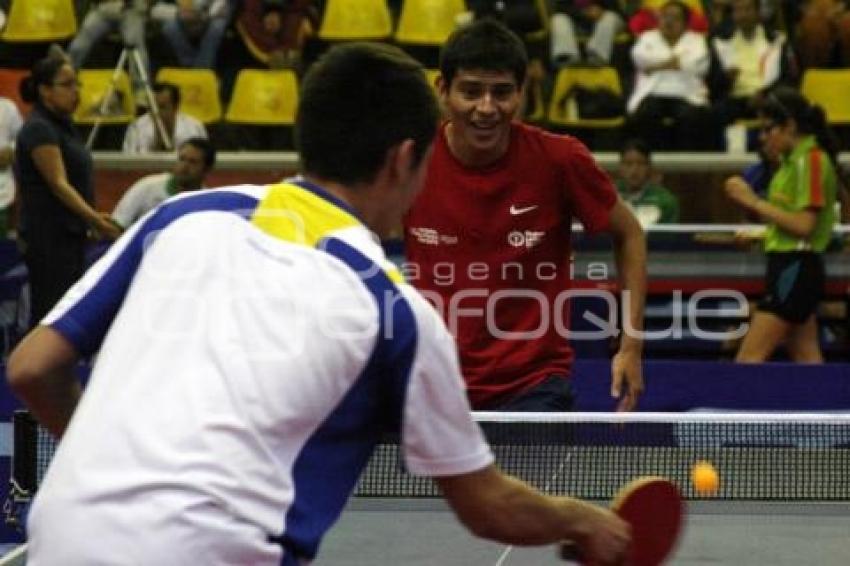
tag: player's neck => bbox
[299,174,385,237]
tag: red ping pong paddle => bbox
[559,476,684,566]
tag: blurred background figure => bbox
[711,0,798,129]
[67,0,152,103]
[724,88,839,363]
[627,1,716,150]
[14,55,121,328]
[795,0,850,69]
[112,137,216,228]
[158,0,233,69]
[0,96,23,236]
[616,138,680,225]
[123,82,207,153]
[236,0,318,70]
[550,0,624,67]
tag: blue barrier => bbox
[573,359,850,412]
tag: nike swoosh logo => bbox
[510,205,538,215]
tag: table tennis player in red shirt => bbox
[405,18,647,412]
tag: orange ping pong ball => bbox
[691,461,719,494]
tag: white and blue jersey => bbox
[27,180,493,566]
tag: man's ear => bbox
[388,139,416,185]
[436,74,448,98]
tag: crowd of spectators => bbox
[0,1,848,152]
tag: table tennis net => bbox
[7,411,850,511]
[358,412,850,501]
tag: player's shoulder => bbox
[514,121,591,162]
[170,183,269,204]
[396,283,453,340]
[135,184,267,232]
[179,111,203,126]
[131,112,154,127]
[130,171,171,190]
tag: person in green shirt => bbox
[615,138,680,225]
[724,87,838,363]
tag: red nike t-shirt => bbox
[404,122,617,408]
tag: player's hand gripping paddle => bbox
[559,477,684,566]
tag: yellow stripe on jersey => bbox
[384,265,404,284]
[251,182,360,246]
[251,182,405,284]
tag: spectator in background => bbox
[795,0,850,68]
[159,0,233,69]
[626,1,716,150]
[14,55,121,327]
[711,0,797,128]
[236,0,318,70]
[67,0,152,103]
[725,87,838,363]
[123,82,207,153]
[0,97,23,236]
[466,0,547,35]
[616,139,680,225]
[706,0,734,33]
[112,137,215,228]
[550,0,625,67]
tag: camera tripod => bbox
[85,43,172,151]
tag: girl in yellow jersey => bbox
[724,87,838,363]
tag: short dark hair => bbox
[439,18,528,88]
[20,56,68,104]
[620,139,652,161]
[296,42,439,185]
[180,137,216,170]
[154,82,181,106]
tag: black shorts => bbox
[758,252,824,324]
[494,375,574,412]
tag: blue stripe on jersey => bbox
[276,236,418,562]
[49,191,260,355]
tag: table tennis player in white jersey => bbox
[8,43,630,565]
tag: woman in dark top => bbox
[15,55,121,327]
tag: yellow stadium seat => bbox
[318,0,393,41]
[394,0,465,46]
[1,0,77,42]
[225,69,298,126]
[547,66,624,128]
[156,68,221,124]
[525,79,546,123]
[425,68,440,92]
[801,68,850,125]
[73,69,135,125]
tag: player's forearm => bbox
[751,199,818,239]
[12,368,81,438]
[7,326,83,437]
[449,471,596,545]
[613,226,647,351]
